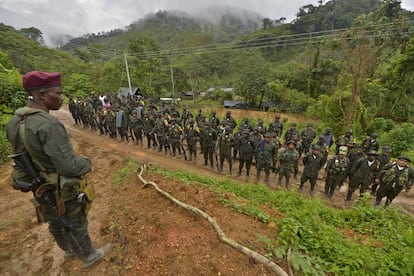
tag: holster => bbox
[59,175,95,215]
[30,197,47,223]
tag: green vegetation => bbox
[112,158,138,187]
[0,50,27,162]
[151,166,414,275]
[1,1,414,157]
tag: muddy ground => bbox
[0,106,413,275]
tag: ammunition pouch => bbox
[59,175,95,214]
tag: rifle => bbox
[129,127,135,143]
[9,151,85,255]
[214,151,220,172]
[180,142,188,160]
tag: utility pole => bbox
[124,53,132,95]
[170,54,175,98]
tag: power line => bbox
[60,18,414,60]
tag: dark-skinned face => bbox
[41,87,63,110]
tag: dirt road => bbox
[0,106,412,275]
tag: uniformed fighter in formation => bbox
[69,93,413,207]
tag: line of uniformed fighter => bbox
[68,94,413,207]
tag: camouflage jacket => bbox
[278,147,298,169]
[326,156,350,177]
[378,162,414,189]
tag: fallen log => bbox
[137,166,289,276]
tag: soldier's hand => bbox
[374,178,381,184]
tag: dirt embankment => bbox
[1,106,413,275]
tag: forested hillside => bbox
[1,0,414,161]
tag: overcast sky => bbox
[1,0,413,46]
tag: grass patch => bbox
[112,157,138,187]
[150,166,414,275]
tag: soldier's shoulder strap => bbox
[17,110,47,172]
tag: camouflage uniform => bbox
[283,124,299,143]
[201,122,217,167]
[223,111,237,130]
[324,150,350,199]
[152,112,169,153]
[7,101,110,267]
[237,131,256,180]
[167,119,183,157]
[218,127,235,175]
[68,97,78,125]
[251,128,263,164]
[375,156,414,206]
[292,135,303,178]
[300,124,316,155]
[143,113,156,149]
[361,133,380,154]
[183,118,200,163]
[130,112,144,145]
[371,146,392,195]
[106,108,117,139]
[346,151,379,204]
[256,134,277,185]
[232,128,242,160]
[86,100,96,130]
[267,116,284,137]
[299,145,324,195]
[277,141,299,188]
[255,119,266,135]
[209,112,220,130]
[335,130,356,155]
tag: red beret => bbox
[22,71,61,91]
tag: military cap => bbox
[398,155,411,162]
[258,119,263,124]
[318,135,325,140]
[188,118,194,123]
[370,133,378,139]
[275,115,280,119]
[23,71,61,91]
[204,121,211,126]
[264,133,272,138]
[225,126,231,132]
[367,150,378,156]
[170,117,177,121]
[307,123,313,127]
[287,140,296,146]
[292,123,297,127]
[226,110,231,114]
[382,145,392,152]
[312,144,321,150]
[326,127,332,132]
[339,146,348,155]
[242,130,250,135]
[346,129,353,134]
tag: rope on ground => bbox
[137,166,289,276]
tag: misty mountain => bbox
[59,7,261,52]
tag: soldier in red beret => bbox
[6,71,112,268]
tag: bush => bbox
[0,58,26,163]
[366,117,395,135]
[381,123,414,157]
